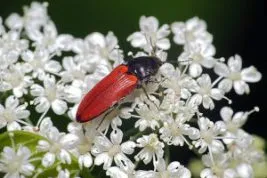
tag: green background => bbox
[1,0,266,143]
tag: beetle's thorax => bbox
[127,56,162,81]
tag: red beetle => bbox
[76,56,162,123]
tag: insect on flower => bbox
[76,56,163,123]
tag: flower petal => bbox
[111,129,123,145]
[189,63,202,77]
[42,152,55,167]
[121,141,136,155]
[241,66,262,83]
[52,99,67,115]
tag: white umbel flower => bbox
[0,95,30,131]
[178,42,216,77]
[135,134,164,164]
[2,63,33,97]
[214,54,261,95]
[201,153,237,178]
[60,56,86,83]
[0,146,35,178]
[67,122,98,168]
[85,32,123,66]
[134,102,161,131]
[37,126,79,167]
[190,74,224,110]
[57,169,70,178]
[92,128,136,170]
[22,49,62,80]
[31,76,67,115]
[136,158,191,178]
[193,117,225,154]
[171,17,212,45]
[160,116,199,146]
[127,16,170,52]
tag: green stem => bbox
[165,144,170,164]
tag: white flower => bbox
[160,63,198,101]
[106,159,136,178]
[57,169,70,178]
[218,107,257,144]
[67,122,98,168]
[178,42,216,77]
[85,32,123,65]
[220,107,248,133]
[236,163,253,178]
[0,30,28,66]
[171,17,212,45]
[135,134,164,164]
[193,117,225,154]
[0,146,35,177]
[159,116,199,146]
[190,74,224,110]
[22,49,62,80]
[0,96,30,131]
[31,76,68,115]
[201,153,237,178]
[127,16,170,52]
[20,2,74,53]
[5,13,23,30]
[37,126,79,167]
[73,32,122,73]
[23,2,49,29]
[214,54,261,95]
[136,158,191,178]
[229,130,264,165]
[60,56,86,83]
[29,20,73,52]
[92,128,136,170]
[2,63,33,97]
[134,102,161,131]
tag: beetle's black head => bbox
[127,56,162,81]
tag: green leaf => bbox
[0,131,81,178]
[0,130,44,151]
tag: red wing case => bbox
[76,65,138,123]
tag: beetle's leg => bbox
[96,109,112,131]
[96,103,120,132]
[141,84,159,110]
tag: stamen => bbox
[127,51,133,57]
[130,114,141,118]
[181,63,190,77]
[214,136,237,140]
[218,57,225,62]
[182,136,193,149]
[16,119,33,127]
[36,108,49,128]
[208,146,215,166]
[246,106,260,115]
[222,96,232,104]
[211,76,223,88]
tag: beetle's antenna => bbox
[144,34,157,56]
[179,57,193,65]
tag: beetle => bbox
[76,56,162,123]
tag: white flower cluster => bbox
[0,2,264,178]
